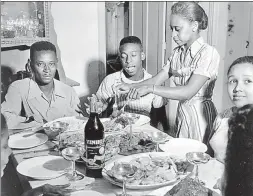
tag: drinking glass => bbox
[149,131,169,152]
[61,146,84,181]
[50,121,69,151]
[113,163,136,196]
[186,152,210,182]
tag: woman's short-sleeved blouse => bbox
[163,37,220,99]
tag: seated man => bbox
[1,41,80,130]
[96,36,167,127]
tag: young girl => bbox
[209,56,253,163]
[117,2,220,143]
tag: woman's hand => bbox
[127,85,152,100]
[115,82,131,94]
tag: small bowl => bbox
[44,121,69,139]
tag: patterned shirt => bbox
[163,37,220,100]
[1,78,80,129]
[96,69,165,116]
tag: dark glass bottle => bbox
[84,98,105,178]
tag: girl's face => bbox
[1,129,12,177]
[227,63,253,108]
[170,14,197,47]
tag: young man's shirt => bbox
[96,69,166,116]
[1,78,80,129]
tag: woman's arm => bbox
[152,74,208,100]
[129,74,208,101]
[117,69,170,94]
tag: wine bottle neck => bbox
[89,112,99,118]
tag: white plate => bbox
[17,155,71,180]
[159,138,207,156]
[8,132,48,149]
[134,114,150,126]
[44,116,88,132]
[103,152,179,190]
[71,190,104,196]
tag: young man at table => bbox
[1,114,70,196]
[95,36,168,129]
[1,41,80,130]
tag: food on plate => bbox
[44,118,86,132]
[118,132,154,155]
[170,156,194,174]
[107,155,177,186]
[102,113,140,133]
[60,132,85,153]
[105,132,155,159]
[165,177,216,196]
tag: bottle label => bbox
[85,139,105,169]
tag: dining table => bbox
[9,119,224,196]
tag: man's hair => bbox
[224,104,253,196]
[119,36,143,51]
[30,41,57,61]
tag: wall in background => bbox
[1,2,106,104]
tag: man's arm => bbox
[1,85,27,129]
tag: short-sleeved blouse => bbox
[163,37,220,100]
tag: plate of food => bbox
[102,113,150,134]
[105,132,155,160]
[103,152,192,190]
[163,177,220,196]
[43,116,88,132]
[8,132,48,149]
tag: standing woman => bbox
[117,2,220,143]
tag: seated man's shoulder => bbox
[8,78,31,90]
[54,79,76,92]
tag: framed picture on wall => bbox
[1,1,50,47]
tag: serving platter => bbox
[102,152,190,190]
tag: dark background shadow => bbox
[1,65,15,103]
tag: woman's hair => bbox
[227,56,253,75]
[171,2,208,30]
[224,104,253,196]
